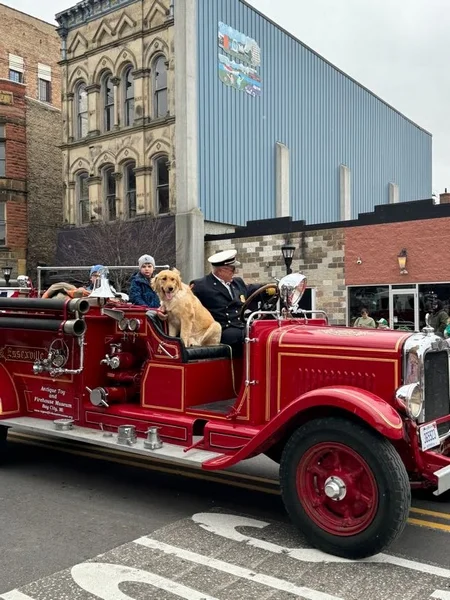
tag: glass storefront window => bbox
[348,286,389,326]
[419,284,450,330]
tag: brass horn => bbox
[89,267,116,299]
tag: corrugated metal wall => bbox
[196,0,432,226]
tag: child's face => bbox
[140,263,154,278]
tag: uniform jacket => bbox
[129,272,160,308]
[191,273,258,331]
[429,309,449,336]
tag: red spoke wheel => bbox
[280,417,410,559]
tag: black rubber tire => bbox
[0,425,8,463]
[280,416,411,559]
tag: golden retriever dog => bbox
[152,269,222,347]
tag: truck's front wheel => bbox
[280,417,410,559]
[0,425,8,462]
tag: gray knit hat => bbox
[138,254,155,268]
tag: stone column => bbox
[134,166,152,215]
[67,181,76,225]
[111,77,121,129]
[85,83,100,137]
[131,68,149,125]
[66,92,74,143]
[112,172,122,219]
[88,176,102,221]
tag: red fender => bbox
[202,385,404,470]
[0,363,20,418]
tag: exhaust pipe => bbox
[0,317,86,337]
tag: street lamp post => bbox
[281,243,296,275]
[2,266,12,287]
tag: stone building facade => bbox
[55,0,176,266]
[0,5,62,279]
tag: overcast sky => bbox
[3,0,448,195]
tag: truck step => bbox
[0,416,223,468]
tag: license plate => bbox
[420,422,440,451]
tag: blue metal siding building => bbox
[196,0,432,227]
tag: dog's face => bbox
[152,269,182,302]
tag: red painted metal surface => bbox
[296,442,378,536]
[0,294,449,498]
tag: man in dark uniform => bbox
[190,249,261,356]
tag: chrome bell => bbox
[144,426,163,450]
[117,424,137,446]
[89,267,116,299]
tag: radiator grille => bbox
[424,351,450,434]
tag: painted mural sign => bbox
[218,21,261,97]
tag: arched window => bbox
[124,161,136,218]
[76,171,90,224]
[153,56,168,119]
[102,73,114,132]
[155,156,169,214]
[123,66,134,127]
[103,166,116,221]
[75,82,88,139]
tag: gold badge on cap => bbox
[240,294,245,303]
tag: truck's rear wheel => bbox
[280,416,410,559]
[0,425,8,462]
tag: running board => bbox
[0,417,223,468]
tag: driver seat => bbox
[145,310,231,363]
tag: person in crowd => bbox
[353,307,376,328]
[377,318,390,330]
[129,254,160,308]
[86,264,104,292]
[428,298,449,337]
[190,249,271,356]
[444,317,450,339]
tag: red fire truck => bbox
[0,271,449,560]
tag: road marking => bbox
[9,435,450,532]
[192,512,450,578]
[134,537,344,600]
[0,592,36,600]
[71,563,220,600]
[432,592,450,599]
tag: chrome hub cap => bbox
[324,476,347,501]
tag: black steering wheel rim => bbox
[239,283,279,322]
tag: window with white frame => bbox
[8,54,24,83]
[155,156,169,214]
[0,202,5,246]
[0,125,5,178]
[38,63,52,103]
[77,172,90,224]
[102,74,114,132]
[124,162,136,218]
[75,82,88,139]
[104,166,116,221]
[123,66,134,127]
[153,56,168,119]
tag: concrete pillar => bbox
[174,0,204,280]
[340,164,351,221]
[67,181,75,225]
[275,142,290,217]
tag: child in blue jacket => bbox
[129,254,160,308]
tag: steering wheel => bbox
[239,283,279,322]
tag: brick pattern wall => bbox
[0,4,61,108]
[205,228,346,324]
[26,98,63,279]
[0,80,27,275]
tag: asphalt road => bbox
[2,435,450,599]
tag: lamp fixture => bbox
[281,242,296,275]
[2,265,12,287]
[397,249,408,275]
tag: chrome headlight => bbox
[396,382,423,419]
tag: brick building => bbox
[205,196,450,330]
[0,4,62,279]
